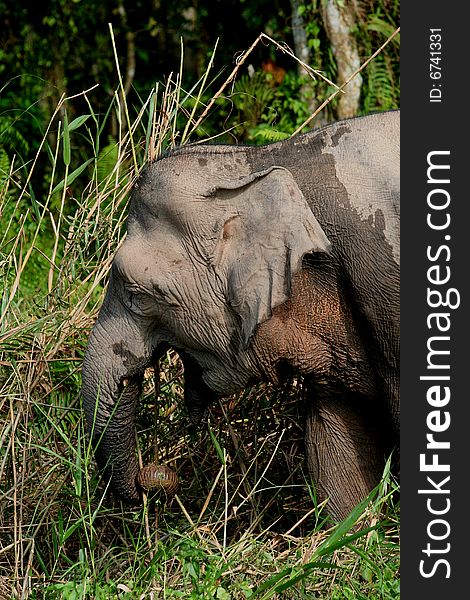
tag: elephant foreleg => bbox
[304,393,385,523]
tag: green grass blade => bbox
[208,424,226,465]
[313,488,379,559]
[63,110,71,166]
[67,114,91,132]
[51,157,94,194]
[253,561,340,598]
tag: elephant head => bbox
[82,149,330,502]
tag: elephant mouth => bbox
[133,342,173,397]
[113,343,169,407]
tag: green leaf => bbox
[208,425,225,465]
[216,587,231,600]
[60,115,91,169]
[74,431,82,496]
[67,114,91,132]
[52,158,94,195]
[253,561,339,598]
[96,139,118,184]
[275,562,340,592]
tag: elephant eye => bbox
[123,286,157,316]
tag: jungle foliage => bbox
[1,0,399,186]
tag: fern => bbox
[367,14,401,46]
[362,52,398,113]
[251,125,291,143]
[232,73,276,127]
[0,115,30,159]
[359,6,400,114]
[0,147,11,183]
[96,137,119,187]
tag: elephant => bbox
[82,110,400,523]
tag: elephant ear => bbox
[211,166,331,346]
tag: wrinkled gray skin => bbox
[82,111,399,522]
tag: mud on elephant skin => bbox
[82,110,400,523]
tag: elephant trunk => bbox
[82,310,145,502]
[82,280,156,499]
[82,284,181,502]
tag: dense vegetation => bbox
[1,1,400,597]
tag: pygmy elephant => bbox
[82,110,400,522]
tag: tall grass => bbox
[0,38,399,599]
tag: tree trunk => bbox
[321,0,362,119]
[289,0,320,121]
[290,0,311,67]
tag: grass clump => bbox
[0,36,399,599]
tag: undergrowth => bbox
[0,34,399,599]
